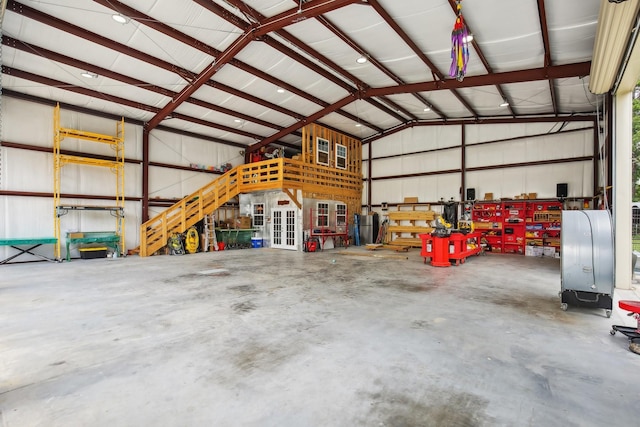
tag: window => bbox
[316,137,329,166]
[335,143,347,169]
[336,204,347,227]
[317,202,329,227]
[252,203,264,227]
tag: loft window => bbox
[336,203,347,226]
[335,144,347,169]
[316,137,329,166]
[317,202,329,227]
[252,203,264,227]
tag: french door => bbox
[271,207,298,250]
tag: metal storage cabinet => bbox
[560,210,614,317]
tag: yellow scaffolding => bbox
[53,103,125,260]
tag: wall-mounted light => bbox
[112,13,129,24]
[356,56,368,64]
[81,71,98,79]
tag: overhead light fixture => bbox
[81,71,98,79]
[463,33,474,43]
[355,123,362,127]
[499,99,510,107]
[112,13,129,24]
[276,87,285,93]
[423,105,431,112]
[356,56,367,64]
[234,119,243,123]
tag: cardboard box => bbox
[68,232,84,239]
[525,246,544,257]
[484,193,494,200]
[235,216,252,229]
[403,197,419,203]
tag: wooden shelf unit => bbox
[386,204,435,247]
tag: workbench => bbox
[0,237,58,264]
[65,232,120,261]
[310,228,349,250]
[419,231,482,267]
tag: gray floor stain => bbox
[231,301,256,313]
[228,284,256,293]
[411,320,430,329]
[366,389,493,427]
[233,343,295,372]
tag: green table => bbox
[66,232,121,262]
[0,237,58,264]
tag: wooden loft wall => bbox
[301,123,362,176]
[301,124,363,216]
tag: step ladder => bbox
[203,212,218,252]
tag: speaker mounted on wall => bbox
[466,188,476,200]
[557,183,568,198]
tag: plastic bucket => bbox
[251,238,263,248]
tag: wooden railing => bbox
[139,158,362,256]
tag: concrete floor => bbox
[1,247,640,427]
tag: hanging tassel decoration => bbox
[450,0,470,81]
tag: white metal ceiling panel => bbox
[338,99,402,130]
[320,3,430,83]
[464,0,545,73]
[381,93,438,120]
[545,0,600,65]
[318,112,378,139]
[448,86,505,118]
[282,17,400,88]
[190,84,299,128]
[233,42,349,103]
[126,0,242,51]
[2,75,156,123]
[4,47,172,111]
[212,64,320,117]
[172,102,277,138]
[377,0,452,80]
[555,77,600,114]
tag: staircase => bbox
[140,165,241,257]
[139,158,363,257]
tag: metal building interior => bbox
[2,0,640,425]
